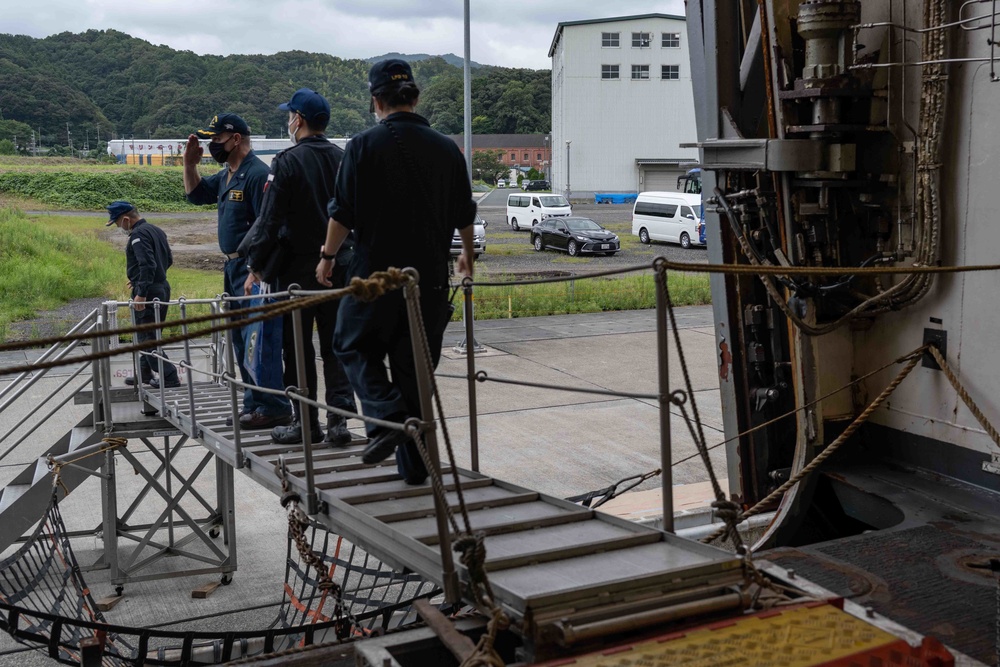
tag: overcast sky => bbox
[1,1,687,70]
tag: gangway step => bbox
[0,483,31,513]
[140,382,745,641]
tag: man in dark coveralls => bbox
[316,59,476,484]
[107,200,180,389]
[245,89,358,446]
[183,113,292,429]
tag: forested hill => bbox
[0,30,550,146]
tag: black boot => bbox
[325,415,352,447]
[272,418,324,445]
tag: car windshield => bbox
[540,195,568,207]
[566,219,602,231]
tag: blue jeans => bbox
[334,285,451,483]
[224,258,291,417]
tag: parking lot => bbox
[475,190,707,277]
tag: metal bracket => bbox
[680,138,824,172]
[922,328,947,370]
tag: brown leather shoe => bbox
[239,412,293,430]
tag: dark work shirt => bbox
[327,112,475,287]
[125,219,172,297]
[247,136,350,277]
[186,150,269,254]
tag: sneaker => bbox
[149,377,181,389]
[241,412,293,430]
[124,376,151,387]
[271,420,324,445]
[325,416,352,447]
[362,428,411,465]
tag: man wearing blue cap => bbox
[245,88,358,446]
[106,201,180,389]
[316,59,476,484]
[182,113,292,430]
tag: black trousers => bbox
[134,285,179,384]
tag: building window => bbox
[632,64,650,80]
[511,152,516,160]
[524,152,529,160]
[632,32,651,48]
[661,65,680,80]
[602,32,619,47]
[601,64,620,80]
[662,32,681,48]
[537,153,542,160]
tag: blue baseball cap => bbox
[105,200,135,226]
[279,88,331,123]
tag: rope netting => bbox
[0,493,439,665]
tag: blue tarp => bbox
[594,193,638,204]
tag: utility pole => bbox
[66,122,73,154]
[462,0,472,182]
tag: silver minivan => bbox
[506,193,572,232]
[631,192,704,249]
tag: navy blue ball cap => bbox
[368,59,414,95]
[278,88,331,123]
[196,113,250,138]
[105,200,135,226]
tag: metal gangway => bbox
[0,264,745,659]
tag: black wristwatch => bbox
[320,251,336,261]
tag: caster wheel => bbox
[221,574,233,586]
[209,527,221,539]
[114,586,124,597]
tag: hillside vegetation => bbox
[0,30,551,147]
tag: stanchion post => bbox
[654,265,674,533]
[98,303,114,428]
[462,279,480,472]
[289,287,318,514]
[129,305,140,397]
[223,295,244,466]
[179,299,198,437]
[153,299,167,410]
[403,270,460,603]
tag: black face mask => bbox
[208,139,232,164]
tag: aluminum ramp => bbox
[139,381,745,645]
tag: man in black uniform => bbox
[245,88,357,446]
[106,200,180,389]
[317,59,476,484]
[183,113,291,430]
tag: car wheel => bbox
[680,232,691,249]
[568,240,579,257]
[606,252,617,257]
[475,253,482,260]
[639,228,650,244]
[512,217,520,232]
[533,235,544,252]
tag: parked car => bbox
[507,193,572,231]
[530,217,620,256]
[520,179,531,191]
[525,180,551,191]
[631,191,704,249]
[451,214,487,259]
[496,179,507,188]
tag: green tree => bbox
[0,140,15,155]
[472,149,506,184]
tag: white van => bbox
[631,192,704,249]
[506,193,572,232]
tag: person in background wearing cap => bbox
[245,88,358,446]
[182,113,292,430]
[316,59,476,485]
[106,201,180,389]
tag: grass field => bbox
[0,158,219,212]
[0,209,229,341]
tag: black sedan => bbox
[530,217,620,256]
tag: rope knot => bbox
[712,499,745,553]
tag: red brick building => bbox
[449,134,552,173]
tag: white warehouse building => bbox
[548,13,699,197]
